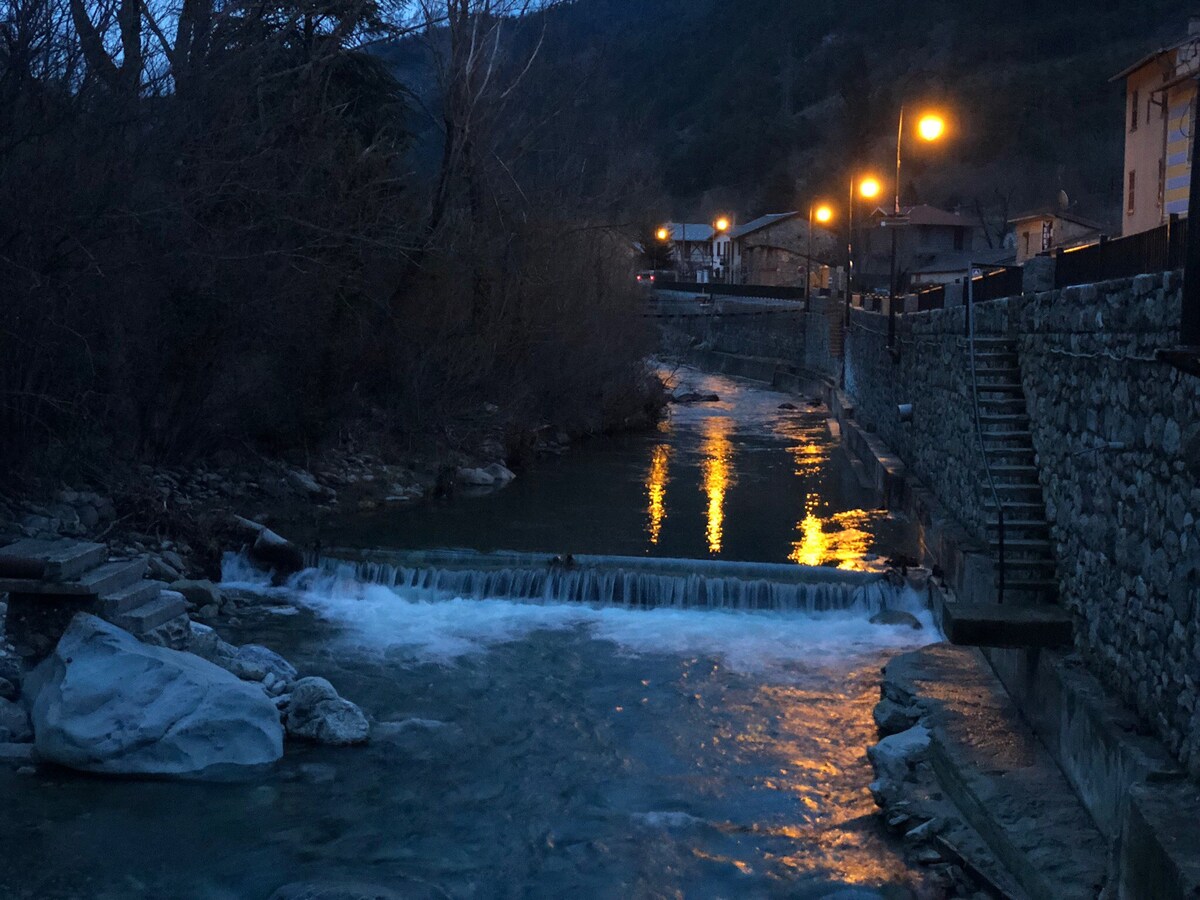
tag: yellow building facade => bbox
[1114,25,1199,235]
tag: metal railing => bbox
[965,270,1006,605]
[1052,215,1187,289]
[654,280,807,300]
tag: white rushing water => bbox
[223,553,939,675]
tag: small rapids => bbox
[222,551,936,672]
[305,549,908,614]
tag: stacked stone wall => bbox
[657,303,806,360]
[1016,272,1200,774]
[845,272,1200,776]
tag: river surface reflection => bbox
[325,366,917,568]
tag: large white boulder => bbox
[25,614,283,779]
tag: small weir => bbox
[308,548,909,614]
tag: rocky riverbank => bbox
[0,402,672,782]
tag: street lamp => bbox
[713,216,732,283]
[846,175,882,315]
[888,108,948,349]
[807,203,834,305]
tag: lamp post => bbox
[888,109,947,350]
[713,216,732,283]
[807,203,833,307]
[656,226,675,280]
[846,175,882,324]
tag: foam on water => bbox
[222,553,939,676]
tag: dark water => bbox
[0,367,933,899]
[323,368,917,569]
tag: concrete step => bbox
[98,579,165,616]
[0,538,108,581]
[977,399,1028,410]
[998,561,1056,573]
[987,519,1050,532]
[984,446,1036,457]
[989,464,1040,477]
[79,558,148,597]
[941,602,1073,648]
[981,430,1033,441]
[1002,579,1060,592]
[112,594,188,636]
[990,538,1053,551]
[975,367,1020,377]
[976,384,1026,394]
[979,414,1030,425]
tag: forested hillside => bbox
[447,0,1188,233]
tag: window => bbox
[1130,89,1139,132]
[1023,232,1031,257]
[1127,170,1136,215]
[953,229,964,251]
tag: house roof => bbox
[872,204,976,229]
[731,212,801,240]
[910,247,1016,275]
[1009,208,1107,231]
[1110,35,1195,82]
[663,223,715,241]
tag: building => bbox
[907,248,1017,287]
[1009,208,1107,263]
[728,212,837,287]
[1112,20,1199,236]
[857,205,982,293]
[660,223,716,281]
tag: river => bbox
[0,366,938,899]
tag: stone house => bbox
[1009,209,1107,264]
[1112,19,1199,236]
[660,223,716,280]
[729,212,838,287]
[857,205,982,294]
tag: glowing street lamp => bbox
[712,216,733,283]
[655,226,670,242]
[845,175,884,338]
[887,108,949,349]
[917,114,946,143]
[807,203,835,304]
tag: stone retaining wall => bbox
[657,304,806,361]
[1015,272,1200,775]
[843,272,1200,777]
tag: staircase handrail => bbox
[966,266,1006,604]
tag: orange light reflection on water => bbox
[783,423,887,569]
[645,444,671,545]
[699,417,736,554]
[734,672,920,888]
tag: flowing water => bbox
[0,367,937,899]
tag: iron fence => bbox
[1052,215,1187,289]
[653,280,807,300]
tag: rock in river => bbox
[25,614,283,779]
[0,697,33,743]
[286,676,369,746]
[869,609,923,630]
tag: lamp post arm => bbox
[895,106,905,216]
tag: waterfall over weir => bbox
[309,549,906,614]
